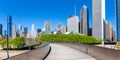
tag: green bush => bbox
[39,34,102,44]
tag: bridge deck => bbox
[45,43,97,60]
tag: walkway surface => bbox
[45,43,97,60]
[0,50,28,60]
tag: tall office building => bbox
[44,20,51,34]
[37,29,41,33]
[116,0,120,41]
[18,24,22,37]
[4,30,7,36]
[37,29,41,37]
[105,21,112,41]
[112,31,116,42]
[92,0,105,39]
[30,24,36,38]
[24,27,28,37]
[67,15,79,33]
[80,5,89,35]
[0,24,2,36]
[7,15,12,37]
[12,24,16,39]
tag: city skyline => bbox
[0,0,115,33]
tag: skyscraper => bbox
[67,15,79,33]
[37,29,41,37]
[30,24,36,38]
[0,24,2,36]
[112,30,116,42]
[92,0,105,39]
[18,24,22,37]
[105,21,112,41]
[44,20,51,34]
[116,0,120,41]
[4,30,7,36]
[80,5,89,35]
[7,15,12,37]
[37,29,41,33]
[24,27,28,37]
[12,24,16,39]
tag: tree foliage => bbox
[0,37,25,48]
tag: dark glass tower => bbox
[24,27,28,37]
[37,29,41,33]
[116,0,120,41]
[0,24,2,35]
[7,16,12,37]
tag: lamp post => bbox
[6,15,9,59]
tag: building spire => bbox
[74,0,76,15]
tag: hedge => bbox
[39,34,102,44]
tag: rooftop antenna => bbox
[74,0,76,15]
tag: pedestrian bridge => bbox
[5,43,120,60]
[45,43,96,60]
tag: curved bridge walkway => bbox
[45,43,97,60]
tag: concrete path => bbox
[45,43,97,60]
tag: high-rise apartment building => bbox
[92,0,105,39]
[80,5,89,35]
[67,15,79,33]
[116,0,120,41]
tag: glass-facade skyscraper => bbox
[116,0,120,41]
[7,15,12,37]
[0,24,2,36]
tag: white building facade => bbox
[92,0,105,39]
[67,15,79,33]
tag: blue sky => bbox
[0,0,115,33]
